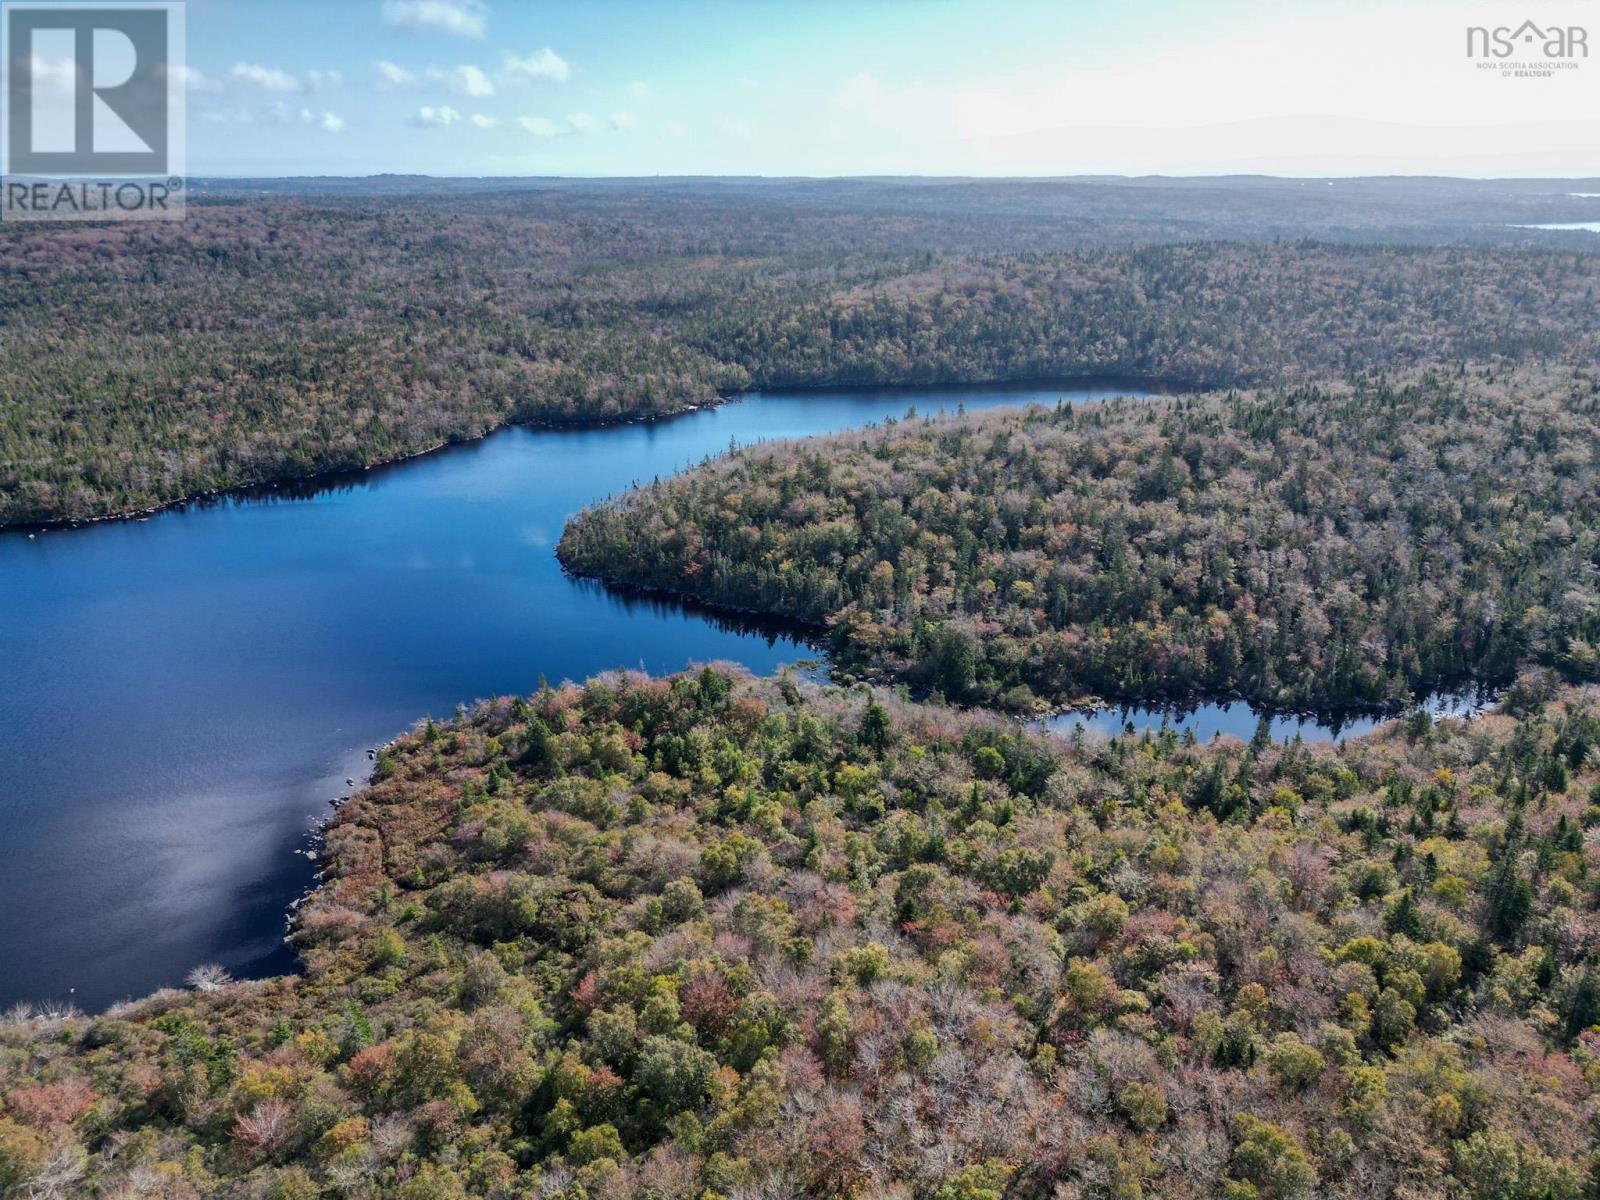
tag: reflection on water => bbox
[0,380,1145,1010]
[2,374,1510,1010]
[563,574,821,650]
[1042,687,1496,745]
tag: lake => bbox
[0,380,1443,1011]
[0,383,1124,1010]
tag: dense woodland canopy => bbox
[190,175,1600,246]
[7,178,1600,1198]
[559,369,1600,714]
[3,182,1600,525]
[3,666,1600,1199]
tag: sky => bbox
[152,0,1600,176]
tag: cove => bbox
[1,382,1139,1011]
[0,380,1458,1011]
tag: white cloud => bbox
[262,102,346,132]
[514,112,605,137]
[425,64,494,96]
[470,113,498,128]
[381,0,485,39]
[231,62,302,93]
[409,104,463,127]
[517,115,562,137]
[196,107,254,125]
[169,64,222,94]
[226,63,342,97]
[720,117,753,139]
[373,60,417,87]
[375,60,493,98]
[501,47,570,83]
[28,54,78,97]
[609,111,636,131]
[629,80,651,99]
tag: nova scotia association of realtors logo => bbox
[1,1,186,221]
[1467,18,1589,78]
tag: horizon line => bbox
[181,171,1600,183]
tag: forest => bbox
[3,665,1599,1199]
[4,183,1600,526]
[7,177,1600,1199]
[558,368,1600,714]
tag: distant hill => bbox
[3,188,1598,527]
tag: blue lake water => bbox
[1,383,1150,1010]
[0,380,1469,1010]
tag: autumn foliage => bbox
[560,369,1600,713]
[3,667,1598,1198]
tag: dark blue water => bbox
[2,383,1156,1010]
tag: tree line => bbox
[4,192,1600,526]
[2,666,1598,1198]
[559,368,1600,714]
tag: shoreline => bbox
[556,564,1505,731]
[29,657,1503,1017]
[0,371,1187,536]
